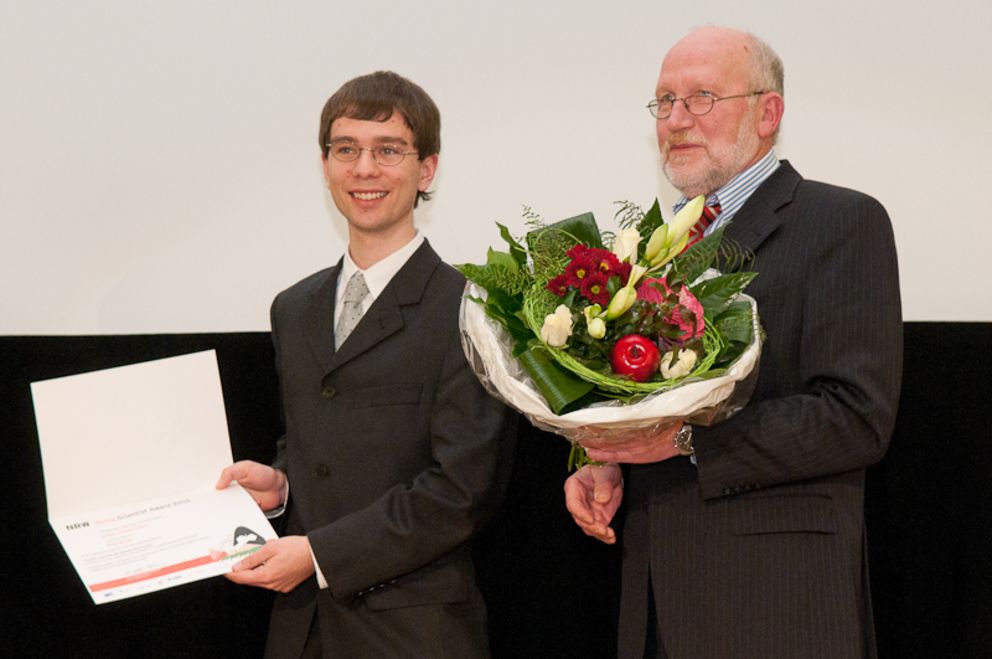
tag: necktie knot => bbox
[335,272,370,348]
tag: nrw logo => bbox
[66,521,89,530]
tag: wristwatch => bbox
[674,423,694,456]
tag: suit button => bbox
[321,385,336,399]
[314,464,329,479]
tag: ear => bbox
[756,92,785,139]
[418,154,439,192]
[321,154,332,184]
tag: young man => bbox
[565,27,902,658]
[217,71,515,659]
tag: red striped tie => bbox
[685,202,721,250]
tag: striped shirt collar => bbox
[673,149,780,233]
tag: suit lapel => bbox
[325,240,441,374]
[723,160,802,253]
[303,261,342,375]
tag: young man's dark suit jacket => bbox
[618,161,902,659]
[261,240,516,659]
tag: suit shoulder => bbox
[794,178,887,214]
[273,266,336,306]
[423,259,468,298]
[786,179,896,255]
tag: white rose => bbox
[541,304,574,347]
[660,348,698,379]
[612,228,641,263]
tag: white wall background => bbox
[2,0,990,334]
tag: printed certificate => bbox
[31,350,278,604]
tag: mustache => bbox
[665,132,706,149]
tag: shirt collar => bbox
[673,149,780,225]
[339,231,424,304]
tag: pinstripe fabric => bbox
[617,162,902,659]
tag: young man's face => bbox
[322,112,437,239]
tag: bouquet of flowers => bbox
[457,196,763,467]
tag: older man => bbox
[565,27,902,658]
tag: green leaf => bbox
[486,247,519,272]
[635,199,663,262]
[526,211,604,253]
[711,301,756,367]
[456,262,531,297]
[713,301,754,344]
[691,272,758,319]
[518,346,596,415]
[497,222,528,267]
[483,304,533,355]
[672,227,724,282]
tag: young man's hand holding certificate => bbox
[31,350,277,604]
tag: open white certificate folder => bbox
[32,350,278,604]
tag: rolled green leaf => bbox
[526,211,604,252]
[518,346,596,414]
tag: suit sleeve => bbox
[693,189,902,500]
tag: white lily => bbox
[644,195,705,266]
[626,264,648,288]
[668,195,706,243]
[605,286,637,320]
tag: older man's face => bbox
[655,33,764,198]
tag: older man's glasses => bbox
[647,91,766,120]
[326,142,418,166]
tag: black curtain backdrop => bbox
[1,323,989,658]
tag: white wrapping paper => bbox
[459,282,762,444]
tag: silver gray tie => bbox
[334,272,370,348]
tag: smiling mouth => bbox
[351,191,387,201]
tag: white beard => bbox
[662,108,761,198]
